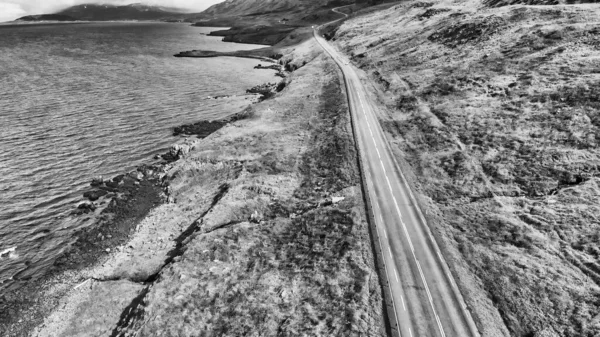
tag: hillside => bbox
[190,0,385,46]
[5,39,387,337]
[201,0,348,17]
[17,4,190,22]
[331,1,600,336]
[17,14,77,22]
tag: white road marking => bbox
[316,33,480,337]
[376,147,381,159]
[314,32,410,335]
[417,260,447,337]
[383,228,388,239]
[394,269,399,282]
[385,175,393,191]
[388,247,393,258]
[401,295,406,311]
[409,328,413,337]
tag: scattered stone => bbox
[83,190,108,201]
[77,202,96,213]
[91,176,104,187]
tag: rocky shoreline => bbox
[0,62,282,336]
[2,36,385,337]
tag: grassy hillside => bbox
[333,1,600,336]
[54,4,188,21]
[19,40,386,337]
[190,0,357,45]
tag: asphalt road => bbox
[314,10,481,337]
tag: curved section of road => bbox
[314,11,481,337]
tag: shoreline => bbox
[7,36,385,336]
[0,58,286,336]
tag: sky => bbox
[0,0,224,22]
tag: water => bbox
[0,22,277,293]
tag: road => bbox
[314,9,481,337]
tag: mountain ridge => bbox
[16,3,193,22]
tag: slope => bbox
[331,1,600,336]
[48,4,188,21]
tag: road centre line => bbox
[317,35,472,337]
[395,269,399,282]
[401,295,406,311]
[417,260,447,337]
[388,246,393,258]
[314,33,409,335]
[409,328,413,337]
[385,175,393,191]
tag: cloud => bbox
[0,3,26,22]
[0,0,224,22]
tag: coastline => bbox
[4,35,385,336]
[0,59,284,337]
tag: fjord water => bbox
[0,22,276,293]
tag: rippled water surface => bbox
[0,22,276,292]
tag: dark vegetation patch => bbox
[57,165,165,270]
[484,0,558,7]
[410,2,434,8]
[483,0,600,7]
[395,93,418,111]
[501,28,565,59]
[418,8,451,20]
[428,16,506,48]
[207,25,297,45]
[372,70,390,90]
[294,76,359,200]
[173,120,227,138]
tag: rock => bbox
[105,180,119,189]
[90,176,104,187]
[77,202,96,213]
[169,144,191,159]
[250,210,263,223]
[534,328,560,337]
[83,190,108,201]
[173,120,227,138]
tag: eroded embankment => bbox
[25,39,385,337]
[333,1,600,337]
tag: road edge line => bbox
[313,28,400,337]
[360,81,482,336]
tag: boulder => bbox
[83,190,108,201]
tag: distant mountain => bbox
[17,3,192,22]
[17,14,78,22]
[201,0,343,17]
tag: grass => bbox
[334,1,600,336]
